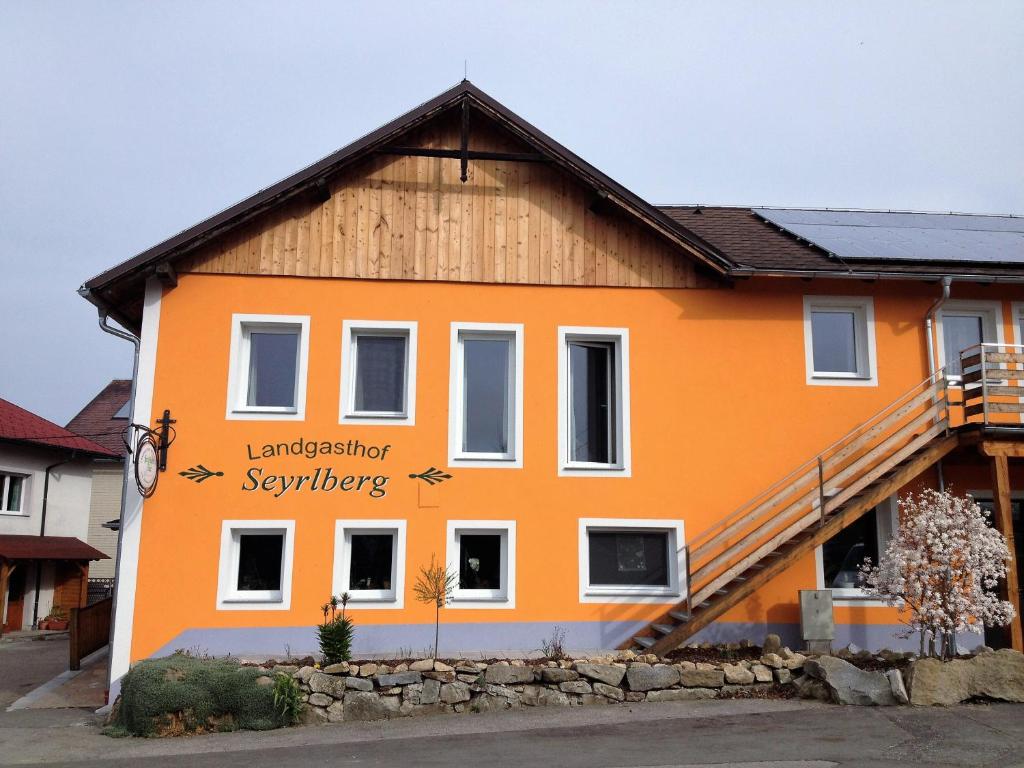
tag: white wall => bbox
[0,444,94,540]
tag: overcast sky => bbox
[2,1,1022,425]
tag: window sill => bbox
[559,463,630,478]
[227,407,304,422]
[217,595,288,611]
[449,456,522,469]
[341,413,414,426]
[0,510,27,517]
[448,596,514,610]
[579,588,681,605]
[807,374,877,388]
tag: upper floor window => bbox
[802,297,877,386]
[0,472,26,514]
[558,327,631,476]
[340,321,417,425]
[448,323,524,468]
[226,314,310,421]
[937,301,1001,379]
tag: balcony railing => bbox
[960,343,1024,428]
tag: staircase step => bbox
[633,635,656,649]
[652,623,675,635]
[668,610,691,623]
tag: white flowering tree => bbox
[859,489,1016,659]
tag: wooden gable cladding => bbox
[178,114,711,288]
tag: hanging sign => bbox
[135,434,160,498]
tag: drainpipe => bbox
[924,276,953,493]
[32,455,75,627]
[96,311,140,696]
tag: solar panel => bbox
[752,208,1024,264]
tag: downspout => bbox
[32,455,75,627]
[95,311,141,694]
[925,276,953,492]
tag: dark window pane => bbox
[569,342,614,463]
[811,311,858,373]
[588,532,669,587]
[822,508,879,588]
[236,534,283,591]
[349,534,394,591]
[943,315,984,376]
[462,338,510,454]
[354,335,406,413]
[247,331,298,407]
[458,534,502,590]
[5,476,23,512]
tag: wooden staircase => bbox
[628,371,959,655]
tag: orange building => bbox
[80,83,1023,693]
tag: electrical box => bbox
[799,589,834,654]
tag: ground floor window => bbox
[332,521,406,608]
[446,521,515,608]
[217,521,294,609]
[818,498,896,598]
[578,519,684,602]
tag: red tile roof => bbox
[65,380,131,456]
[0,535,109,561]
[0,398,116,457]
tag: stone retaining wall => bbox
[283,649,810,724]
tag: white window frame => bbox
[216,520,295,610]
[446,520,516,609]
[802,296,878,386]
[578,518,684,603]
[226,314,310,421]
[339,320,417,426]
[331,520,406,608]
[936,299,1003,383]
[448,323,524,468]
[814,495,898,605]
[0,469,28,516]
[558,327,631,477]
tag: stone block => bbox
[420,678,442,705]
[300,705,329,725]
[626,663,680,692]
[804,656,897,706]
[577,694,611,706]
[646,688,717,702]
[422,670,456,683]
[761,653,784,669]
[359,663,378,677]
[440,681,471,704]
[887,669,909,705]
[968,648,1024,703]
[907,658,971,706]
[763,633,782,654]
[484,665,535,685]
[308,672,345,697]
[343,691,389,721]
[575,663,626,686]
[410,659,435,672]
[322,662,349,675]
[751,664,773,683]
[307,692,333,707]
[783,653,807,671]
[593,682,625,701]
[625,691,645,702]
[521,685,570,707]
[326,701,345,723]
[345,676,374,692]
[774,668,793,685]
[722,663,755,685]
[540,667,579,684]
[434,661,454,672]
[293,665,317,682]
[376,671,423,687]
[680,669,725,688]
[559,680,593,694]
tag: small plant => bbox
[539,626,567,660]
[413,554,457,659]
[317,595,354,665]
[272,673,304,724]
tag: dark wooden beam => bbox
[460,98,470,183]
[990,454,1023,651]
[312,178,331,204]
[154,262,177,288]
[375,147,547,162]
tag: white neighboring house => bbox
[0,396,113,633]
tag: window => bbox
[217,521,294,609]
[578,519,684,602]
[802,297,877,385]
[448,323,524,468]
[937,301,1001,379]
[817,498,897,600]
[558,328,631,476]
[0,472,26,514]
[113,400,131,419]
[226,314,310,420]
[332,521,406,608]
[340,321,417,425]
[446,521,515,608]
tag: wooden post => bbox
[0,559,10,638]
[69,606,80,670]
[990,454,1023,652]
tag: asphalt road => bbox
[0,633,68,709]
[1,696,1022,768]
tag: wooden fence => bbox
[69,596,111,671]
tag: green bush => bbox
[105,654,297,737]
[317,615,354,665]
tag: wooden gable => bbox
[178,110,713,288]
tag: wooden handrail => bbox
[69,597,112,671]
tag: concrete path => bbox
[0,633,70,709]
[0,697,1022,767]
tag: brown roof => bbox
[0,399,116,457]
[659,206,1024,280]
[0,535,109,561]
[65,380,131,457]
